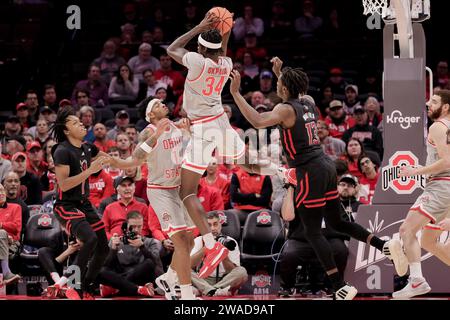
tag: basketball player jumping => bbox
[50,106,111,300]
[395,89,450,299]
[110,98,198,300]
[164,11,274,281]
[229,57,408,300]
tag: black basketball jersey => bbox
[52,141,99,202]
[278,98,324,167]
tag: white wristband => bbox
[140,142,153,154]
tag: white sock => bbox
[167,266,177,281]
[409,262,423,279]
[203,233,215,249]
[50,272,61,284]
[179,284,196,300]
[56,276,68,287]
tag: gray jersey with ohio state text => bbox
[145,122,183,187]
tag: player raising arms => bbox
[229,57,408,300]
[109,98,198,299]
[164,11,249,279]
[396,89,450,298]
[50,106,111,300]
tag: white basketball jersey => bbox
[426,118,450,178]
[146,121,183,187]
[182,52,233,120]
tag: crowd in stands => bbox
[1,0,449,298]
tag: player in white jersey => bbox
[110,98,198,300]
[395,89,450,299]
[165,12,244,279]
[166,12,282,280]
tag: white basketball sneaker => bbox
[392,277,431,299]
[335,284,358,300]
[383,239,408,276]
[155,273,178,300]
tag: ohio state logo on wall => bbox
[381,151,426,194]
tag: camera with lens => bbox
[121,222,137,245]
[216,235,236,251]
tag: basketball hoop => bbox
[362,0,430,23]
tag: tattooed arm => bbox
[111,119,170,169]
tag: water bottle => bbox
[0,274,6,296]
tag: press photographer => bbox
[190,211,248,297]
[97,211,164,297]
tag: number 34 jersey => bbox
[145,121,184,188]
[182,52,232,121]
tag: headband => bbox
[198,34,222,49]
[145,98,161,122]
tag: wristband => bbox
[140,142,153,153]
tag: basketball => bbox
[208,7,233,35]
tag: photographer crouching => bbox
[190,211,248,297]
[97,211,164,297]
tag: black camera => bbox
[121,222,137,245]
[216,235,236,251]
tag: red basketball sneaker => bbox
[198,242,229,279]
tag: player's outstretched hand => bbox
[399,165,419,177]
[89,156,108,174]
[196,11,220,33]
[155,118,170,136]
[270,56,283,77]
[229,70,241,95]
[177,117,191,131]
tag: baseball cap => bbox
[6,135,26,148]
[260,70,273,79]
[11,152,27,162]
[40,106,55,114]
[345,84,359,95]
[7,115,20,123]
[255,104,268,111]
[330,67,342,75]
[339,174,358,186]
[26,141,41,152]
[59,99,72,108]
[353,105,366,114]
[16,102,27,111]
[329,100,343,109]
[114,175,134,189]
[116,110,129,118]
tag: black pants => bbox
[38,247,64,285]
[97,259,157,296]
[53,201,109,292]
[295,158,371,273]
[279,238,349,289]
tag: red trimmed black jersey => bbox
[52,141,99,202]
[278,98,324,167]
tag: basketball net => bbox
[362,0,430,58]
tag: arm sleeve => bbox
[102,205,112,240]
[108,78,119,98]
[230,174,257,204]
[1,205,22,237]
[147,205,167,241]
[252,176,273,207]
[140,204,151,237]
[53,147,70,166]
[142,239,164,277]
